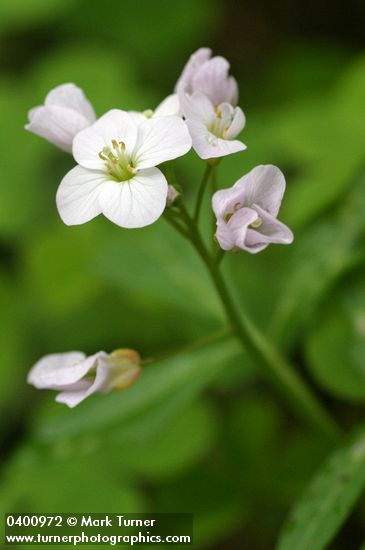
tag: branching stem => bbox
[165,178,341,443]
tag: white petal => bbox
[133,116,191,169]
[175,47,212,93]
[154,94,181,117]
[227,208,260,250]
[224,106,246,139]
[88,352,140,394]
[98,167,168,228]
[245,205,294,252]
[25,105,91,153]
[234,165,286,217]
[45,83,96,123]
[128,110,148,124]
[215,221,236,250]
[180,91,215,126]
[215,208,258,251]
[192,56,239,106]
[27,352,101,390]
[56,165,107,225]
[56,384,93,408]
[73,109,138,170]
[186,119,246,159]
[212,186,246,220]
[56,350,141,408]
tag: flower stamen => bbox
[98,140,135,182]
[250,217,262,229]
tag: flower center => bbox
[209,105,234,140]
[98,140,136,182]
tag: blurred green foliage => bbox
[0,0,365,548]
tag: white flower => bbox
[175,48,244,159]
[129,94,181,123]
[25,83,96,153]
[212,165,294,253]
[56,109,192,229]
[181,92,246,159]
[175,48,238,107]
[27,349,141,408]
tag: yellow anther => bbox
[215,106,222,118]
[250,217,262,229]
[222,126,229,139]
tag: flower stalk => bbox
[170,187,341,443]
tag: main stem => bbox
[180,205,341,442]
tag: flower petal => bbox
[73,109,138,170]
[224,106,246,139]
[192,56,239,106]
[133,116,191,169]
[98,167,168,228]
[128,111,148,124]
[245,204,294,252]
[175,47,212,94]
[56,384,93,408]
[45,83,96,123]
[216,207,258,251]
[186,119,246,159]
[56,349,141,408]
[215,222,236,250]
[180,91,215,126]
[234,165,286,217]
[25,105,91,153]
[56,165,107,225]
[154,94,181,117]
[27,352,101,390]
[212,185,246,220]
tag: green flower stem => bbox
[142,327,231,366]
[215,247,225,265]
[177,202,341,442]
[163,208,190,239]
[194,164,213,222]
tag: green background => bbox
[0,0,365,548]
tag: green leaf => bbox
[269,171,365,349]
[305,275,365,401]
[116,400,217,481]
[23,222,104,316]
[93,220,223,322]
[277,425,365,550]
[0,443,143,520]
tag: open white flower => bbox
[212,165,293,253]
[25,83,96,153]
[56,109,192,228]
[27,349,141,408]
[175,48,238,107]
[181,92,246,159]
